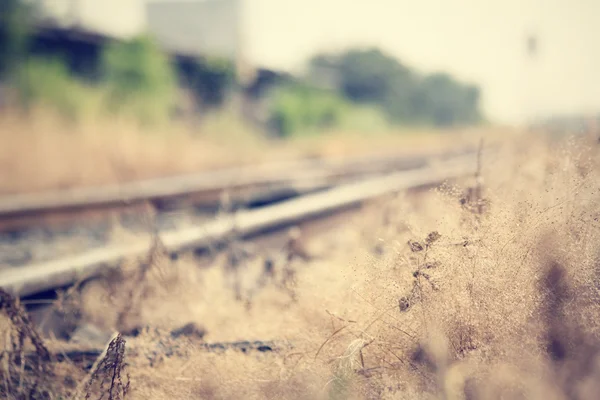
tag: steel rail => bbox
[0,152,481,297]
[0,147,474,218]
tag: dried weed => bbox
[0,288,55,399]
[76,333,130,400]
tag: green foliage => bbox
[411,73,481,126]
[313,48,415,106]
[267,83,390,137]
[309,47,483,127]
[177,56,235,108]
[0,0,31,78]
[102,35,177,125]
[267,84,349,137]
[336,105,390,133]
[16,57,101,121]
[13,34,180,126]
[0,3,231,128]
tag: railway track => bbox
[0,149,489,298]
[0,147,478,269]
[0,147,474,232]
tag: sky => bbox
[41,0,600,125]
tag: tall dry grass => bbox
[61,132,597,399]
[3,131,596,399]
[0,109,269,194]
[0,108,501,194]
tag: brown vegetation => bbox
[0,131,598,399]
[0,109,497,194]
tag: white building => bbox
[33,0,246,69]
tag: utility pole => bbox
[233,0,256,123]
[524,31,539,130]
[526,34,537,58]
[68,0,81,27]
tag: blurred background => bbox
[2,3,600,398]
[1,0,599,193]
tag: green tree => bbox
[176,56,235,108]
[311,48,415,106]
[309,47,483,127]
[0,0,31,79]
[268,83,348,137]
[102,35,177,125]
[16,56,100,121]
[412,73,481,126]
[310,48,417,121]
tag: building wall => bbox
[146,0,242,60]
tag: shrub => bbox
[309,48,484,127]
[102,35,177,126]
[0,0,31,79]
[335,104,390,133]
[176,56,236,108]
[267,84,350,137]
[16,57,101,121]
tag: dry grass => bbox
[0,288,54,398]
[2,130,598,399]
[76,333,130,400]
[0,109,268,194]
[0,109,502,194]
